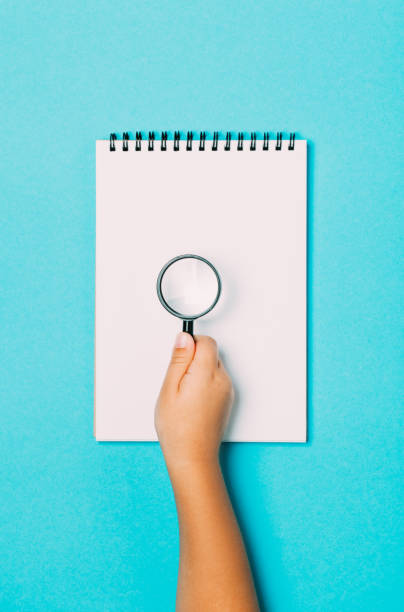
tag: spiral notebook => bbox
[95,131,307,442]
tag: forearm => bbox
[168,459,259,612]
[156,335,258,609]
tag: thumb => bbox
[163,332,195,393]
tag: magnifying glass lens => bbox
[161,257,219,318]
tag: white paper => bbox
[95,138,307,442]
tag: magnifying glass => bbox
[156,254,221,336]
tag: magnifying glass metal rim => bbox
[156,254,222,321]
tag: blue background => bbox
[1,1,403,610]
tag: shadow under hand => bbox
[219,443,297,612]
[219,443,270,612]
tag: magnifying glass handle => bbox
[182,320,194,337]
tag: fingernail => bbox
[175,332,189,348]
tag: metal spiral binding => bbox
[174,131,180,151]
[148,132,155,151]
[212,132,219,151]
[250,132,256,150]
[109,131,297,151]
[288,133,295,150]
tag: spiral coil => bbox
[109,131,296,151]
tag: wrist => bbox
[164,454,221,487]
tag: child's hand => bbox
[155,333,258,610]
[155,332,234,471]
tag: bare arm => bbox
[155,333,259,611]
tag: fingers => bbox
[162,332,195,393]
[192,335,219,371]
[162,334,220,397]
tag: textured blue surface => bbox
[1,1,403,610]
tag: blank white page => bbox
[95,138,307,442]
